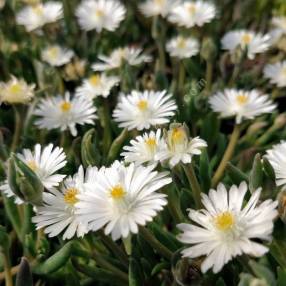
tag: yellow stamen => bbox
[187,3,196,14]
[32,5,44,15]
[145,138,157,151]
[154,0,164,4]
[137,99,148,111]
[236,94,248,105]
[241,33,252,45]
[26,160,38,172]
[215,211,235,231]
[171,128,186,143]
[9,83,22,95]
[60,101,72,112]
[110,185,125,199]
[95,9,104,17]
[48,47,59,59]
[64,188,79,205]
[89,74,101,86]
[177,37,187,49]
[282,67,286,76]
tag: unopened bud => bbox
[274,113,286,129]
[278,190,286,223]
[8,155,43,206]
[200,37,217,61]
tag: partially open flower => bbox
[0,76,35,105]
[263,61,286,88]
[139,0,179,18]
[41,45,74,67]
[16,1,63,32]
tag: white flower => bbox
[0,143,67,204]
[155,124,207,167]
[139,0,179,18]
[269,16,286,44]
[34,92,97,136]
[76,0,126,32]
[75,73,119,99]
[92,47,152,71]
[168,1,216,28]
[121,129,163,165]
[209,89,276,124]
[41,45,74,67]
[75,162,171,240]
[178,182,278,273]
[16,2,63,32]
[166,36,199,59]
[265,141,286,190]
[221,30,271,60]
[263,61,286,88]
[32,166,93,239]
[113,90,177,131]
[0,76,35,105]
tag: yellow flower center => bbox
[236,94,248,105]
[64,188,79,205]
[32,5,44,15]
[215,211,235,231]
[26,160,38,172]
[282,67,286,76]
[95,9,104,18]
[89,74,101,86]
[177,37,187,49]
[110,185,125,199]
[155,0,164,5]
[241,33,252,45]
[171,128,186,143]
[145,138,157,151]
[60,101,72,112]
[9,83,22,95]
[137,99,148,111]
[187,3,196,14]
[48,47,59,60]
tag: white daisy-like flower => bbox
[221,30,271,60]
[41,45,74,67]
[155,124,207,167]
[209,89,276,124]
[265,141,286,190]
[166,36,199,59]
[32,166,94,239]
[121,129,163,165]
[16,2,63,32]
[76,0,126,32]
[263,61,286,88]
[75,73,119,99]
[139,0,180,18]
[92,47,152,71]
[178,182,278,273]
[113,90,177,131]
[269,16,286,43]
[34,92,97,136]
[0,143,67,204]
[168,1,216,28]
[0,76,35,105]
[75,162,171,240]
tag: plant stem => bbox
[205,61,213,92]
[211,124,241,187]
[98,230,128,268]
[1,251,13,286]
[11,105,22,152]
[182,164,203,208]
[100,99,112,156]
[139,226,173,260]
[92,249,128,283]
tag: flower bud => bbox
[200,37,217,62]
[8,155,43,206]
[273,113,286,129]
[81,128,101,167]
[278,190,286,223]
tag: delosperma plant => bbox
[0,0,286,285]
